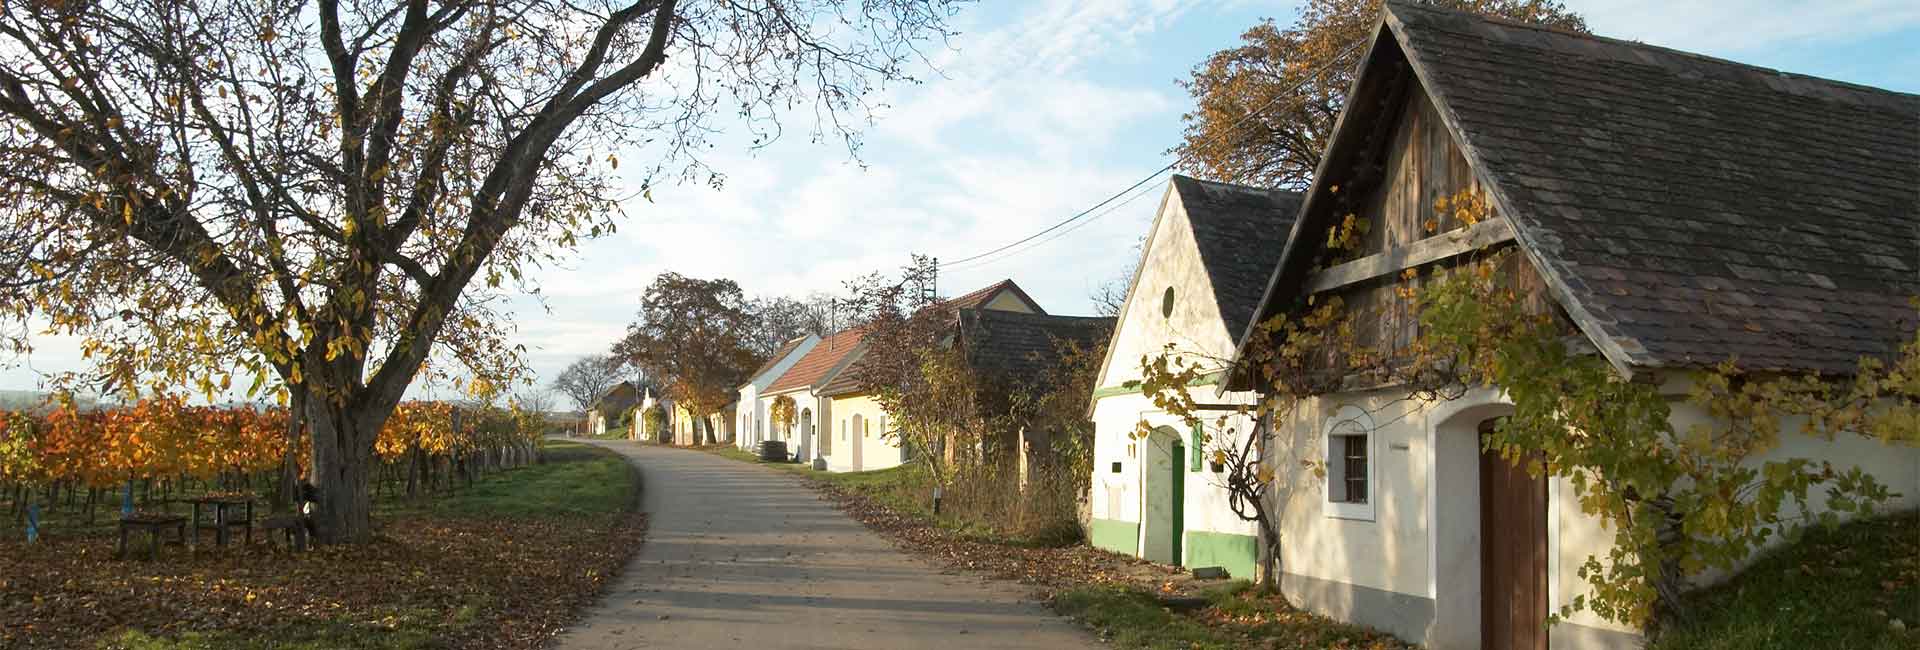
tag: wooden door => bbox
[1480,420,1547,650]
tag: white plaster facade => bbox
[1086,179,1275,578]
[736,335,820,451]
[1261,383,1920,650]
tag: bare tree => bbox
[513,387,559,415]
[0,0,962,543]
[552,356,623,413]
[747,295,815,357]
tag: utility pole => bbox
[923,257,938,305]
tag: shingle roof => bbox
[764,328,865,394]
[1173,176,1305,341]
[958,309,1114,382]
[1390,3,1920,373]
[1248,2,1919,377]
[746,336,810,384]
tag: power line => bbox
[937,41,1363,272]
[937,161,1177,269]
[941,171,1167,272]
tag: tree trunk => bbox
[307,397,379,544]
[274,390,307,512]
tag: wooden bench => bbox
[117,513,187,560]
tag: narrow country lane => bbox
[554,440,1100,650]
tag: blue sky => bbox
[3,0,1917,397]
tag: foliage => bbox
[1416,254,1912,628]
[1,397,288,488]
[611,273,760,430]
[0,441,641,650]
[1140,185,1919,630]
[1173,0,1585,189]
[1003,331,1110,533]
[745,295,822,358]
[642,404,668,443]
[768,395,798,435]
[552,357,625,414]
[843,256,967,486]
[3,398,544,533]
[0,0,963,544]
[1645,510,1918,650]
[1131,297,1354,588]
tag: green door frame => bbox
[1170,438,1184,565]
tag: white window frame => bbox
[1322,404,1376,521]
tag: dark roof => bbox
[946,279,1046,314]
[764,328,865,394]
[818,351,871,397]
[590,382,640,414]
[1172,176,1304,340]
[1246,2,1920,376]
[957,309,1114,381]
[746,336,810,384]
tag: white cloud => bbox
[1574,0,1920,55]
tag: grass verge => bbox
[1052,583,1413,650]
[1649,510,1918,650]
[1,440,644,650]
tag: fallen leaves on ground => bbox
[799,475,1415,648]
[0,510,646,649]
[803,476,1156,597]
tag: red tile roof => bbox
[764,328,866,394]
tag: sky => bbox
[3,0,1918,399]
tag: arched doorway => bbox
[851,414,865,471]
[1430,403,1545,650]
[1480,417,1547,650]
[800,407,814,461]
[1139,425,1185,565]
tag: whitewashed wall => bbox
[1264,380,1920,649]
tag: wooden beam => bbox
[1305,218,1514,294]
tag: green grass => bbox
[1053,582,1413,650]
[103,619,436,650]
[1052,586,1237,649]
[694,445,1072,545]
[378,440,634,519]
[1649,510,1919,650]
[589,428,632,441]
[698,444,769,465]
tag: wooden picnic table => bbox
[183,494,254,548]
[117,512,187,560]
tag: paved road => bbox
[553,440,1099,650]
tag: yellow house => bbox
[816,279,1045,472]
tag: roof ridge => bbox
[1387,0,1920,105]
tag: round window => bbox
[1160,286,1175,318]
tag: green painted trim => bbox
[1090,371,1227,401]
[1184,531,1258,580]
[1189,422,1204,472]
[1090,518,1139,555]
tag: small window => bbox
[1332,435,1368,504]
[1160,287,1176,318]
[1324,405,1376,521]
[1111,462,1123,474]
